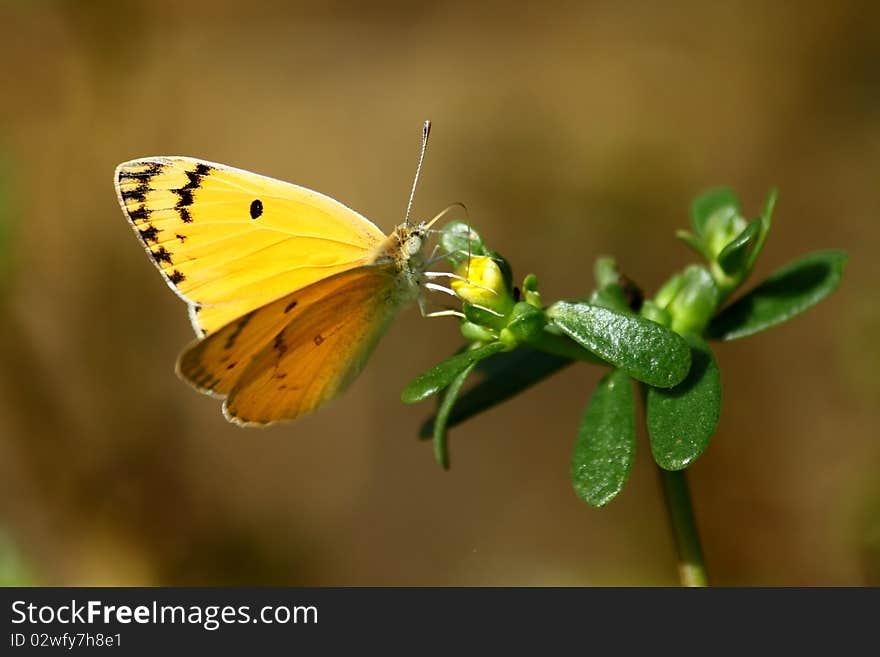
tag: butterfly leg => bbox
[423,271,498,295]
[416,285,465,319]
[424,309,465,319]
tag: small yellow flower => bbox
[451,256,511,311]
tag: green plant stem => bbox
[658,467,708,586]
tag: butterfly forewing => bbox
[115,156,386,335]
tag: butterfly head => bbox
[386,221,429,267]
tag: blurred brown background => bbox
[0,0,878,586]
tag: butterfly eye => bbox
[405,235,423,256]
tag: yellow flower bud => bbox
[450,256,512,314]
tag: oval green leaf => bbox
[668,265,720,336]
[707,250,848,341]
[418,347,572,438]
[675,230,710,261]
[439,220,490,267]
[745,187,777,272]
[571,369,635,507]
[717,217,761,276]
[549,301,691,388]
[646,334,721,471]
[401,341,506,404]
[690,187,740,237]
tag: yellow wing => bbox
[177,265,409,425]
[114,157,386,335]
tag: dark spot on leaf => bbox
[274,333,288,355]
[313,334,324,346]
[169,270,185,285]
[250,199,263,219]
[275,373,287,379]
[284,300,298,313]
[226,362,237,370]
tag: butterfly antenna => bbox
[423,201,466,231]
[404,120,432,226]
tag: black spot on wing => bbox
[175,189,195,209]
[118,161,164,210]
[250,199,263,219]
[193,162,213,177]
[181,164,212,191]
[152,246,173,264]
[224,312,254,350]
[128,206,150,223]
[117,162,162,180]
[173,163,213,218]
[313,334,325,346]
[121,186,148,204]
[169,270,185,285]
[186,363,219,390]
[139,224,160,243]
[176,233,187,243]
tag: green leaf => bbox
[401,341,506,404]
[502,302,547,344]
[430,360,477,470]
[548,301,691,388]
[589,286,632,314]
[419,347,572,437]
[646,334,721,471]
[690,187,740,237]
[675,229,711,260]
[668,265,720,335]
[571,369,635,507]
[593,256,620,289]
[745,187,777,272]
[717,217,762,276]
[706,250,848,341]
[439,220,491,267]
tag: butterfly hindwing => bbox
[176,266,407,424]
[223,267,405,425]
[115,157,387,336]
